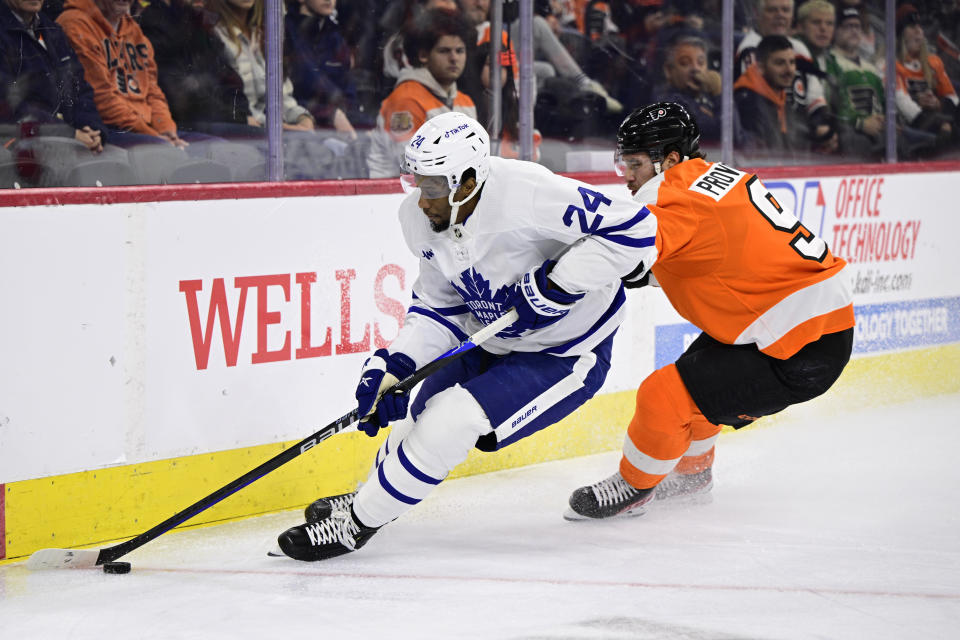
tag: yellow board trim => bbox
[3,343,959,563]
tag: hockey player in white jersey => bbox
[277,112,659,561]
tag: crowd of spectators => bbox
[731,0,959,162]
[2,0,960,187]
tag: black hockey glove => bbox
[497,260,585,338]
[355,349,416,436]
[622,260,652,289]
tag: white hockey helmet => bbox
[401,112,490,216]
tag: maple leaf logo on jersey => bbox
[450,268,520,337]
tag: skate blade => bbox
[266,544,285,558]
[562,505,647,521]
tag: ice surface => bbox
[2,394,959,639]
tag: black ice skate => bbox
[304,490,358,523]
[654,468,713,504]
[277,506,378,561]
[564,471,655,520]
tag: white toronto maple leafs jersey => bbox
[389,156,659,366]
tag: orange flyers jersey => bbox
[896,55,958,100]
[638,158,854,360]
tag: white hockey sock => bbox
[353,385,493,528]
[367,416,416,484]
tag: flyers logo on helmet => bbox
[792,77,807,100]
[650,108,667,120]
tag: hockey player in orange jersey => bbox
[566,102,855,520]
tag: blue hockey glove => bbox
[355,349,417,437]
[497,260,585,338]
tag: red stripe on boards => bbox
[1,160,960,208]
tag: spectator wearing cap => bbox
[836,0,881,63]
[653,36,721,144]
[735,34,838,156]
[0,0,105,151]
[823,5,886,158]
[895,3,957,144]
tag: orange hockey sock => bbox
[674,415,721,474]
[674,447,715,474]
[620,364,706,489]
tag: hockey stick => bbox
[26,309,519,570]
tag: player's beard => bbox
[430,219,450,233]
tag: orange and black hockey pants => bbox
[620,328,854,490]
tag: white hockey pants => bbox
[352,384,493,528]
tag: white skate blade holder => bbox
[562,504,649,521]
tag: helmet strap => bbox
[449,202,462,233]
[446,180,484,231]
[648,148,665,175]
[654,153,689,175]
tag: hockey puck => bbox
[102,561,131,574]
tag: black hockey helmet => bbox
[616,102,701,166]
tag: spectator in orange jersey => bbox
[895,4,957,145]
[735,0,832,148]
[566,102,854,520]
[735,35,838,156]
[367,7,477,177]
[57,0,191,147]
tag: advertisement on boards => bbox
[143,193,420,461]
[654,170,960,369]
[2,168,956,482]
